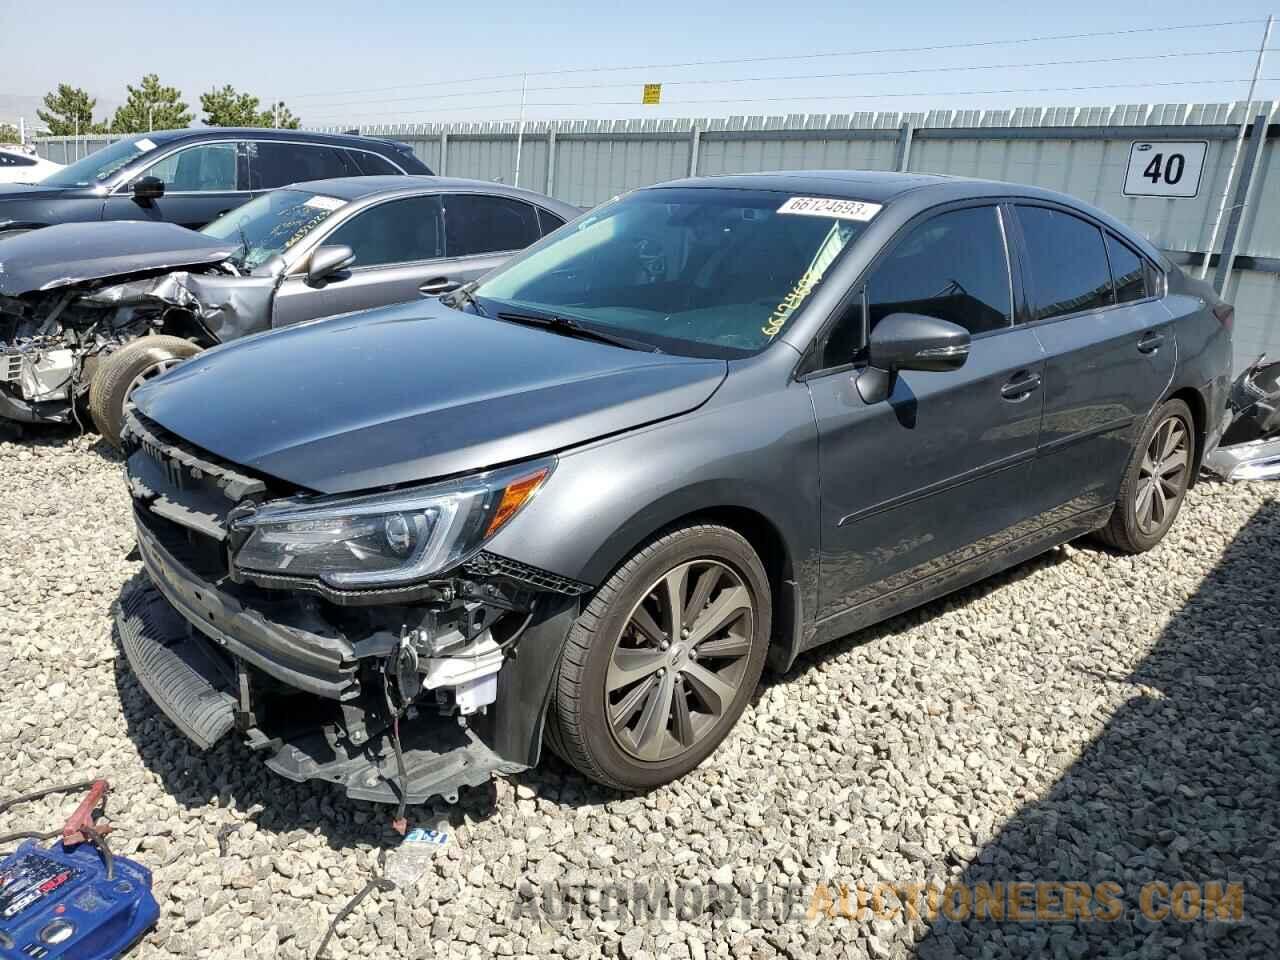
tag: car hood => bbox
[0,221,236,296]
[133,300,728,494]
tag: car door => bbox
[1010,204,1175,519]
[271,194,446,327]
[102,141,248,228]
[806,203,1047,636]
[441,193,545,285]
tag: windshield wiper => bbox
[448,282,487,317]
[495,311,660,353]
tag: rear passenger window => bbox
[1017,206,1113,320]
[537,207,566,236]
[444,195,541,256]
[1106,234,1148,303]
[866,206,1013,337]
[351,151,403,176]
[248,142,353,190]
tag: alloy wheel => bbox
[605,559,755,762]
[1135,414,1189,536]
[124,358,183,410]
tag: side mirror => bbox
[131,176,165,202]
[855,312,970,405]
[306,244,355,285]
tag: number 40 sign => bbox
[1123,140,1208,199]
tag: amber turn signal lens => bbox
[485,468,550,537]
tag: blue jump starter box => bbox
[0,839,158,960]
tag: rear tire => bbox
[1095,398,1195,554]
[89,335,201,449]
[547,524,770,791]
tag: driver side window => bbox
[142,143,239,192]
[821,205,1012,369]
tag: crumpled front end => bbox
[116,411,587,805]
[0,272,273,427]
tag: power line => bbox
[303,76,1275,123]
[287,17,1266,100]
[298,48,1259,111]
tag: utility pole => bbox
[513,73,527,188]
[148,105,154,133]
[1200,14,1273,278]
[273,102,280,129]
[18,116,24,145]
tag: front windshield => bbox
[473,187,875,356]
[41,135,162,188]
[201,189,347,270]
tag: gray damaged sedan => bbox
[116,171,1232,808]
[0,176,576,444]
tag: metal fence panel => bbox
[697,132,898,177]
[34,102,1280,367]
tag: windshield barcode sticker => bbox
[777,197,881,221]
[304,195,345,211]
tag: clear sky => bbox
[1,1,1277,129]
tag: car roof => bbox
[644,169,1163,262]
[143,127,411,153]
[282,174,579,210]
[650,170,954,203]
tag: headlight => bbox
[231,459,552,588]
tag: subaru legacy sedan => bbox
[116,171,1232,806]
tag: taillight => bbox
[1212,303,1234,332]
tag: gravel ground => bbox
[1,428,1277,960]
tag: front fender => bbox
[484,374,822,660]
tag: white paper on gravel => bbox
[385,824,451,889]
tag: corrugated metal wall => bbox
[34,100,1280,368]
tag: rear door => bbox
[271,194,445,326]
[808,202,1046,633]
[1011,203,1174,518]
[103,140,248,228]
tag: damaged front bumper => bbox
[117,412,587,805]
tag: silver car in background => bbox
[0,176,578,444]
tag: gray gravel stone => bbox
[2,429,1277,958]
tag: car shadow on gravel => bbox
[914,501,1280,959]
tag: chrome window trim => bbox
[109,137,409,195]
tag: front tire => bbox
[89,335,201,449]
[1095,398,1195,553]
[548,524,771,791]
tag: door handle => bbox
[1000,371,1042,401]
[1137,332,1165,354]
[419,277,460,295]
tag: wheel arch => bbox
[1164,384,1207,487]
[574,485,806,676]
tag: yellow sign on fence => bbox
[642,83,662,105]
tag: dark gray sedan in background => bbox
[0,128,432,233]
[0,176,577,443]
[116,171,1232,808]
